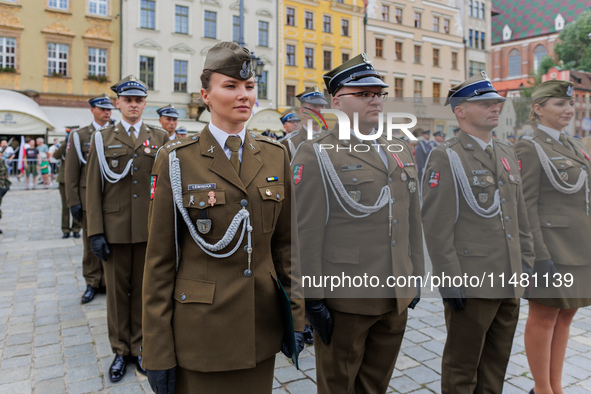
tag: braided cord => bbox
[72,131,87,165]
[93,131,133,184]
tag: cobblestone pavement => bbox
[1,180,591,393]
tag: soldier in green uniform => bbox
[0,150,10,234]
[292,53,424,394]
[53,132,81,238]
[421,71,535,393]
[142,41,305,394]
[278,110,300,140]
[515,80,591,394]
[65,94,114,304]
[156,104,179,140]
[86,76,169,382]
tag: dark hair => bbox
[529,97,550,122]
[200,70,214,112]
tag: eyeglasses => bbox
[337,91,388,102]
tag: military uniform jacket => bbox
[421,131,535,298]
[86,122,168,244]
[515,128,591,265]
[280,126,324,161]
[64,124,95,210]
[0,156,10,189]
[142,126,305,373]
[416,139,437,180]
[53,141,67,184]
[292,130,425,315]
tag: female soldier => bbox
[515,80,591,394]
[141,42,305,393]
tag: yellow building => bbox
[0,0,120,110]
[278,0,365,108]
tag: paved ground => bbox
[1,178,591,393]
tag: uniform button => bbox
[481,182,486,186]
[180,293,186,301]
[113,153,117,157]
[505,216,510,222]
[199,201,205,207]
[499,181,504,186]
[388,178,392,184]
[391,241,396,247]
[546,222,551,226]
[103,208,107,213]
[133,180,138,185]
[276,194,280,200]
[133,194,138,199]
[391,198,396,203]
[467,143,473,148]
[463,249,469,255]
[240,199,248,207]
[560,164,565,168]
[134,167,138,171]
[583,166,588,170]
[393,219,398,226]
[507,234,512,240]
[192,136,197,140]
[134,154,138,158]
[352,178,358,183]
[517,179,520,183]
[502,198,507,204]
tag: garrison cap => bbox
[322,53,388,96]
[176,127,187,136]
[88,94,115,109]
[446,70,504,110]
[156,104,179,118]
[296,86,328,105]
[532,80,574,100]
[280,110,301,124]
[110,75,148,97]
[203,41,254,81]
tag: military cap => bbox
[296,86,329,105]
[203,41,254,81]
[176,127,188,136]
[421,129,431,135]
[433,131,444,137]
[446,70,504,110]
[507,134,516,139]
[156,104,179,118]
[110,75,148,97]
[532,80,574,100]
[280,110,301,124]
[322,53,388,96]
[88,93,115,109]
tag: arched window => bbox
[533,45,547,73]
[508,49,521,77]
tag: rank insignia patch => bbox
[429,171,440,188]
[150,175,157,200]
[293,164,303,185]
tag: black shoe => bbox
[96,285,107,294]
[109,354,127,382]
[303,324,314,345]
[0,229,3,234]
[81,285,96,304]
[73,232,80,238]
[529,390,534,394]
[132,355,147,375]
[62,233,70,239]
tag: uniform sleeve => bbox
[421,148,463,278]
[53,141,67,160]
[64,134,81,208]
[406,143,425,278]
[271,145,305,331]
[85,134,104,237]
[514,140,551,261]
[142,148,178,370]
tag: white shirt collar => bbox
[467,133,494,151]
[92,121,107,131]
[208,122,246,149]
[538,124,563,143]
[120,119,142,134]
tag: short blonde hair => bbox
[529,97,550,122]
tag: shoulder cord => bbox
[93,131,133,187]
[169,150,252,268]
[446,147,501,219]
[313,143,392,221]
[72,131,87,165]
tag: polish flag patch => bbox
[150,175,157,200]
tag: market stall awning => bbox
[246,108,283,133]
[0,89,54,135]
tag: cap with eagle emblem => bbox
[203,41,254,81]
[531,80,574,100]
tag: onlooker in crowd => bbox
[48,138,60,184]
[24,138,38,190]
[39,153,50,188]
[1,140,15,176]
[433,130,445,145]
[0,152,10,234]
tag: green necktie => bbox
[485,145,496,164]
[130,126,136,144]
[559,133,573,153]
[226,136,241,175]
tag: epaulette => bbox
[98,124,112,132]
[253,133,282,146]
[279,130,300,142]
[164,134,200,152]
[439,137,461,149]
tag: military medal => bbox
[501,158,510,172]
[580,149,591,161]
[349,190,361,202]
[196,219,212,234]
[265,189,272,196]
[207,191,216,206]
[509,175,515,182]
[144,147,150,153]
[486,176,494,183]
[408,179,417,193]
[560,171,569,181]
[111,159,118,168]
[401,172,408,182]
[479,193,489,203]
[392,153,404,169]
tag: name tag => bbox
[188,183,216,191]
[550,157,565,161]
[107,144,122,149]
[472,170,488,175]
[84,143,91,146]
[341,164,363,171]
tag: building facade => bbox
[456,0,492,78]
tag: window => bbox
[469,0,473,17]
[88,47,107,76]
[286,85,296,106]
[140,0,155,29]
[204,11,216,38]
[414,12,421,28]
[342,53,349,63]
[305,11,314,30]
[395,8,402,24]
[48,0,68,10]
[286,7,295,26]
[451,52,458,69]
[323,15,331,33]
[480,3,485,19]
[0,37,16,69]
[232,16,240,42]
[323,50,331,70]
[414,80,422,102]
[305,47,314,68]
[474,1,479,17]
[469,61,485,77]
[433,82,441,104]
[474,30,479,49]
[286,45,295,66]
[395,42,403,61]
[433,17,439,32]
[341,19,349,36]
[259,21,269,47]
[443,19,450,34]
[47,43,68,76]
[89,0,107,16]
[376,38,383,58]
[174,60,187,92]
[469,29,473,47]
[395,78,403,98]
[257,70,268,99]
[139,55,155,89]
[508,49,520,77]
[175,5,189,34]
[433,48,439,66]
[414,45,421,64]
[382,5,389,21]
[533,45,547,73]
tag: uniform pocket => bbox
[340,169,375,186]
[323,242,360,265]
[455,240,489,257]
[102,201,120,214]
[539,215,571,228]
[173,277,216,304]
[258,184,284,233]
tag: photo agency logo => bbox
[301,107,419,153]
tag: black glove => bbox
[439,286,466,311]
[90,234,110,261]
[70,204,83,223]
[534,259,559,277]
[281,331,305,359]
[305,300,334,345]
[522,262,534,298]
[409,286,421,309]
[147,367,176,394]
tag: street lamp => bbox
[250,52,265,80]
